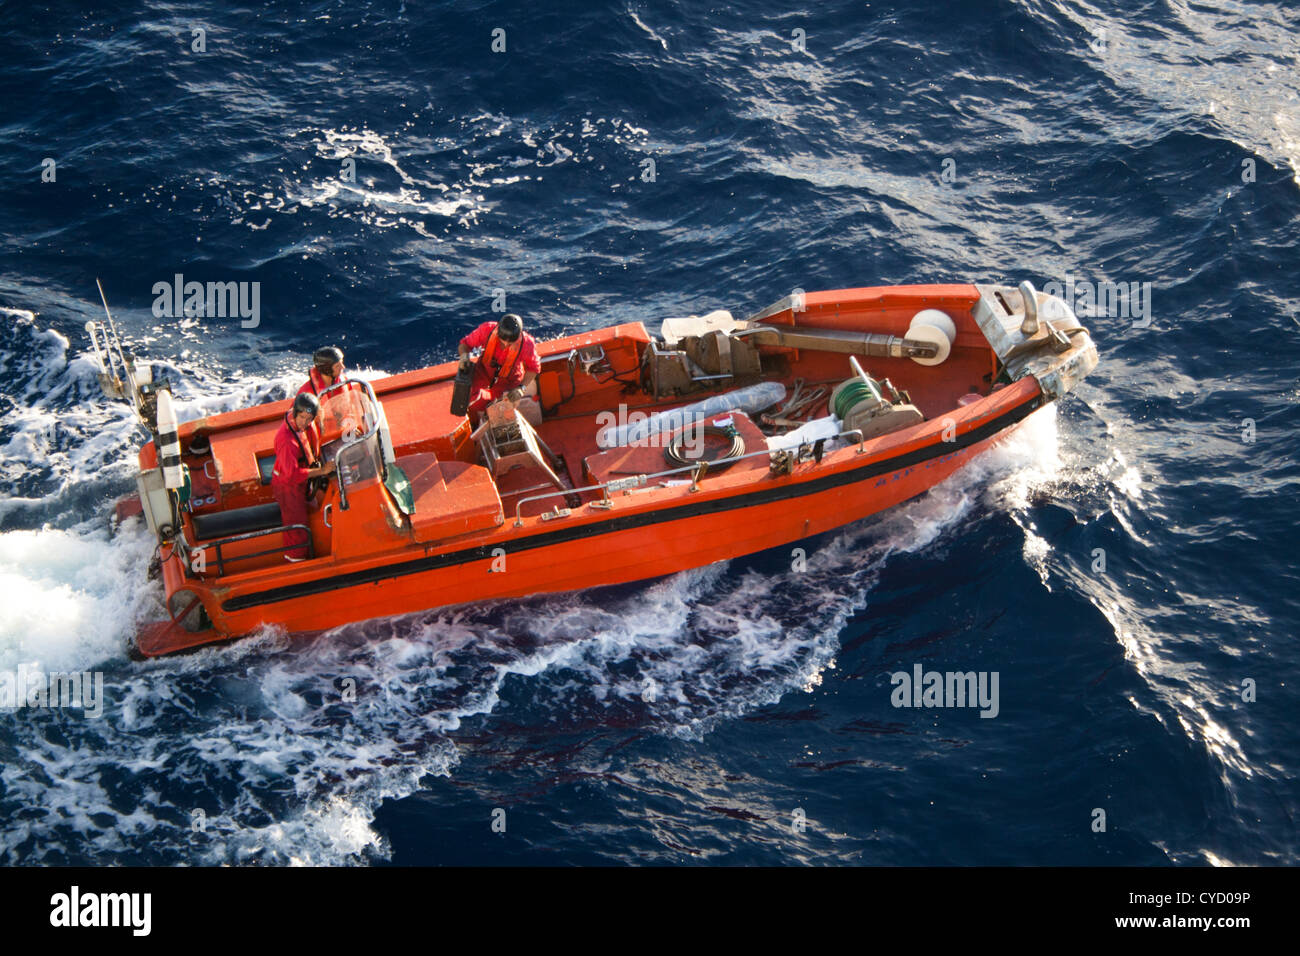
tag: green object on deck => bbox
[834,379,880,420]
[384,463,415,516]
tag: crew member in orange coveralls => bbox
[272,392,336,562]
[456,313,540,416]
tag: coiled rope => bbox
[833,379,881,421]
[774,378,829,420]
[664,423,745,471]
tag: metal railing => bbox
[316,377,382,432]
[316,378,393,511]
[203,524,315,576]
[510,427,870,526]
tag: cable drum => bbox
[832,378,883,421]
[663,423,746,471]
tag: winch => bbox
[830,356,925,441]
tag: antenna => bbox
[95,277,119,340]
[88,278,140,406]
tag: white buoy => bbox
[155,390,185,489]
[906,309,957,366]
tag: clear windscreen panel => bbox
[337,432,383,492]
[318,382,376,446]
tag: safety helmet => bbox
[497,313,523,342]
[292,391,320,418]
[313,346,344,371]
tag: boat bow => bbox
[972,282,1099,400]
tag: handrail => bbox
[511,427,870,526]
[317,377,394,510]
[335,447,354,511]
[317,378,381,441]
[317,376,379,408]
[201,523,315,576]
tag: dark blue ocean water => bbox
[1,0,1297,865]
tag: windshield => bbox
[318,381,379,445]
[337,432,383,488]
[316,379,393,510]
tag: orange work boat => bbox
[89,281,1098,658]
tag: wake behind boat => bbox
[90,281,1098,657]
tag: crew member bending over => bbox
[457,313,540,416]
[299,346,347,398]
[272,392,336,563]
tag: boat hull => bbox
[129,280,1097,658]
[138,378,1044,656]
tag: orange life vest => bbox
[478,325,525,387]
[272,412,322,486]
[292,414,320,466]
[304,365,346,397]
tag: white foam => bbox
[0,520,156,673]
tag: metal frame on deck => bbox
[510,428,868,526]
[205,524,315,575]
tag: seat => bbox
[191,502,283,541]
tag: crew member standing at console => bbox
[298,346,347,398]
[457,313,540,416]
[272,392,336,562]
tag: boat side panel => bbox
[208,394,1042,639]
